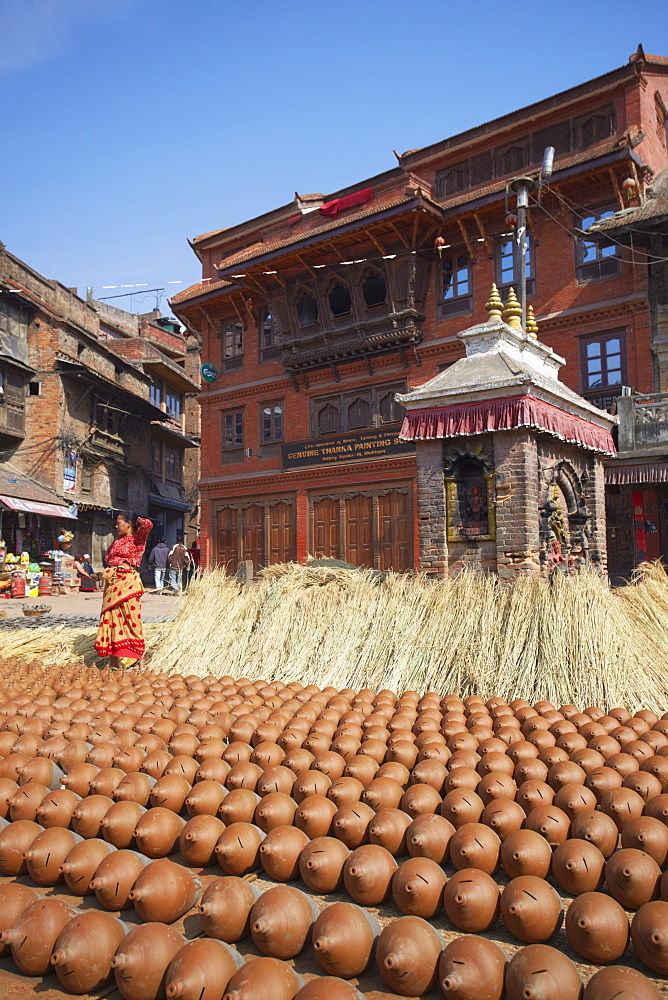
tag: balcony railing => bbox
[616,392,668,454]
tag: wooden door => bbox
[242,505,265,573]
[378,490,411,571]
[344,494,374,568]
[312,498,340,559]
[268,502,295,565]
[217,506,240,573]
[606,491,634,579]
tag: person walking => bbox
[168,536,191,594]
[148,537,170,593]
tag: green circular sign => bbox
[201,362,219,383]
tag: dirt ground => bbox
[0,588,181,627]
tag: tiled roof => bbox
[170,278,233,305]
[0,462,65,505]
[588,167,668,233]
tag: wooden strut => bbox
[456,218,477,263]
[363,228,388,256]
[472,212,494,258]
[295,253,317,277]
[387,222,410,249]
[230,294,247,326]
[607,166,624,211]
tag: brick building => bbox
[172,46,668,577]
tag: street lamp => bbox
[509,146,554,331]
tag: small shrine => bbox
[396,286,618,579]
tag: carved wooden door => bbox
[344,494,374,568]
[217,507,240,573]
[312,498,340,559]
[268,502,295,565]
[378,490,411,571]
[606,491,634,579]
[242,505,265,574]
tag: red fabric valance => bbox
[319,187,373,218]
[399,394,616,455]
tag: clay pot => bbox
[564,891,629,963]
[481,798,525,840]
[326,777,364,808]
[215,822,264,875]
[443,868,500,932]
[583,966,662,1000]
[332,801,374,849]
[585,766,623,803]
[439,935,507,1000]
[343,754,379,785]
[450,822,501,874]
[312,901,379,978]
[259,825,309,881]
[501,875,563,942]
[524,804,571,846]
[9,780,50,821]
[256,765,296,796]
[501,829,552,879]
[165,938,243,1000]
[195,759,231,785]
[183,779,227,816]
[361,776,403,811]
[219,788,260,825]
[299,836,350,893]
[112,922,185,1000]
[51,910,127,993]
[410,758,447,792]
[250,884,318,959]
[18,757,64,788]
[622,816,668,866]
[198,875,261,942]
[392,856,446,917]
[368,807,412,855]
[129,858,202,923]
[440,788,485,828]
[1,896,79,975]
[90,849,150,910]
[253,792,297,833]
[343,843,397,905]
[0,818,42,874]
[505,944,582,1000]
[133,807,185,858]
[222,956,303,1000]
[61,762,98,797]
[570,809,620,858]
[164,756,200,784]
[24,826,82,885]
[631,900,668,974]
[601,787,645,831]
[71,793,114,838]
[605,848,662,910]
[179,814,225,867]
[60,837,115,894]
[375,915,444,997]
[399,782,442,817]
[113,772,156,806]
[295,794,337,838]
[293,978,365,1000]
[554,782,597,820]
[292,770,331,803]
[516,780,554,814]
[624,771,663,804]
[405,812,455,865]
[552,839,606,895]
[0,883,39,956]
[90,766,126,797]
[101,800,146,847]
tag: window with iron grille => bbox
[221,409,244,464]
[261,401,284,443]
[495,231,534,297]
[438,253,472,318]
[575,207,621,281]
[580,332,626,394]
[222,321,244,371]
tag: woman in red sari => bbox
[95,511,153,668]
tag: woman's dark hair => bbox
[74,554,84,562]
[118,510,139,532]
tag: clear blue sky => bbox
[2,0,667,316]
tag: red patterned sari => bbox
[95,517,152,662]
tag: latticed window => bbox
[361,270,386,307]
[329,282,351,317]
[260,311,281,362]
[222,322,244,371]
[347,396,371,430]
[317,402,340,435]
[297,293,318,327]
[311,381,406,436]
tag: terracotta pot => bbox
[184,779,227,816]
[505,944,582,1000]
[195,759,231,785]
[368,806,412,856]
[524,804,571,846]
[564,890,629,963]
[1,896,79,975]
[24,826,82,885]
[343,754,379,786]
[71,793,114,838]
[439,934,507,1000]
[259,824,309,881]
[392,856,446,917]
[299,836,349,893]
[90,766,126,797]
[90,849,150,910]
[481,798,526,840]
[501,829,552,879]
[443,867,500,932]
[198,875,261,942]
[219,788,260,825]
[631,900,668,974]
[101,800,147,848]
[215,822,264,875]
[250,884,318,959]
[112,922,185,1000]
[178,814,224,867]
[375,915,444,996]
[51,910,127,993]
[399,782,441,817]
[295,794,337,838]
[361,776,403,811]
[165,938,243,1000]
[644,793,668,826]
[516,780,554,814]
[406,812,455,864]
[129,858,202,923]
[450,822,501,874]
[601,787,645,832]
[332,801,374,849]
[312,901,379,978]
[440,788,484,828]
[326,777,364,809]
[585,766,623,803]
[9,780,50,821]
[222,956,303,1000]
[253,792,297,833]
[292,770,331,803]
[61,762,98,797]
[343,843,397,905]
[133,807,185,858]
[570,809,619,858]
[605,848,662,910]
[501,875,563,942]
[164,756,200,784]
[60,837,115,894]
[0,818,42,874]
[18,757,64,789]
[583,965,662,1000]
[552,838,606,895]
[293,978,365,1000]
[622,816,668,866]
[410,758,447,792]
[0,882,39,956]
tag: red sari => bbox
[95,517,152,661]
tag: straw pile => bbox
[2,560,668,711]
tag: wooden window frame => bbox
[221,320,244,372]
[221,407,244,465]
[495,231,535,298]
[310,380,406,437]
[575,205,622,282]
[259,399,284,457]
[259,311,281,363]
[579,330,626,399]
[437,252,472,319]
[164,445,182,485]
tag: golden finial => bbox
[503,287,523,330]
[484,283,503,322]
[526,304,538,338]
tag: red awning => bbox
[399,394,616,456]
[0,496,77,519]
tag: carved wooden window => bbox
[317,401,341,436]
[495,230,534,297]
[435,161,469,198]
[311,381,406,436]
[572,106,616,149]
[493,139,531,177]
[81,461,93,493]
[438,253,472,318]
[221,408,244,464]
[575,207,621,281]
[361,270,386,308]
[297,293,318,327]
[165,446,182,484]
[261,401,283,443]
[378,389,404,425]
[580,332,625,393]
[0,295,30,339]
[329,282,352,318]
[260,311,281,362]
[222,321,244,371]
[347,395,371,430]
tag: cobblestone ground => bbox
[0,588,180,629]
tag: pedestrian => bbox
[73,553,96,592]
[94,511,153,668]
[148,537,170,593]
[168,536,191,594]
